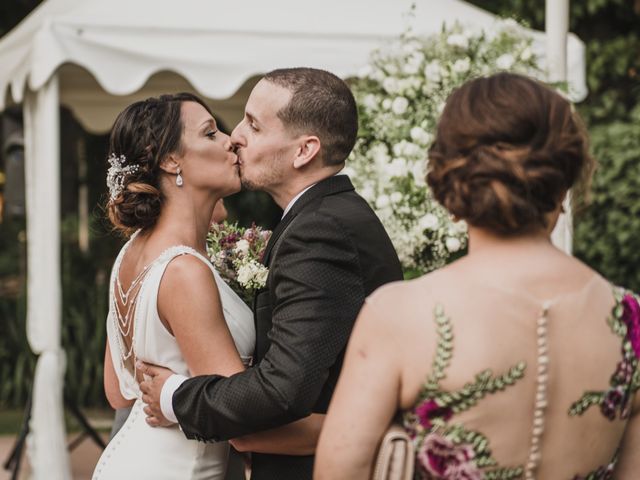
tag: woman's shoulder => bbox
[366,269,450,317]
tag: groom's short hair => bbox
[263,67,358,166]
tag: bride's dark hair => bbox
[106,92,213,235]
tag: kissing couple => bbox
[93,67,403,480]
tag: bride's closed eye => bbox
[205,130,218,139]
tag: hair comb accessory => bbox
[107,153,139,201]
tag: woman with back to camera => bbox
[315,73,639,479]
[93,93,321,480]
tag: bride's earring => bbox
[176,167,183,187]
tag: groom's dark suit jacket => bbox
[173,175,403,480]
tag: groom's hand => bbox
[138,361,174,428]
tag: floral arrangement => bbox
[344,19,541,273]
[206,222,271,305]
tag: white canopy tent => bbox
[0,0,581,477]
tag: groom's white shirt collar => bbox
[282,184,315,219]
[282,171,345,218]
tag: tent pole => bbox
[546,0,573,254]
[23,73,72,480]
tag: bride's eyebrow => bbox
[198,118,217,130]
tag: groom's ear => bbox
[292,136,321,169]
[159,154,181,174]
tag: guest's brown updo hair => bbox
[106,92,213,235]
[427,73,594,235]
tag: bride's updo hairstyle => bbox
[107,92,213,235]
[427,73,594,235]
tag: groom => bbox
[139,67,403,479]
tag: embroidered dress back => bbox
[370,273,639,479]
[93,233,255,480]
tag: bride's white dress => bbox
[93,237,255,480]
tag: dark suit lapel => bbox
[261,175,355,266]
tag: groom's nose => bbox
[230,123,245,148]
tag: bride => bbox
[93,92,253,479]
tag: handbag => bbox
[371,423,415,480]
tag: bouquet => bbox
[206,222,272,306]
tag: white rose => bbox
[254,264,269,287]
[419,213,439,230]
[500,18,519,31]
[390,192,403,204]
[403,61,420,76]
[445,237,462,252]
[391,96,409,115]
[496,53,515,70]
[360,185,375,202]
[234,239,250,256]
[384,158,408,177]
[371,144,390,165]
[376,195,391,209]
[236,263,253,286]
[424,60,443,83]
[447,33,469,49]
[371,68,385,82]
[341,166,356,178]
[452,57,471,74]
[382,98,392,110]
[383,77,399,94]
[411,162,426,186]
[410,127,432,145]
[362,94,378,111]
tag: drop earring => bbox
[176,167,183,187]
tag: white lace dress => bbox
[93,237,255,480]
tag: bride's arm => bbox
[104,343,135,409]
[157,255,245,377]
[230,414,325,455]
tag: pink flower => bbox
[243,228,257,242]
[417,433,481,479]
[415,400,453,429]
[622,293,640,359]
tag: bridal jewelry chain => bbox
[111,259,154,364]
[524,300,552,479]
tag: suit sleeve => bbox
[172,212,366,441]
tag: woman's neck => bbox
[152,190,218,253]
[467,226,553,257]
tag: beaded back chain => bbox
[111,262,153,370]
[524,301,552,479]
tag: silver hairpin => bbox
[106,153,139,201]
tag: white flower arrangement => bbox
[347,21,541,273]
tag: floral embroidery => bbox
[569,289,640,422]
[404,304,526,479]
[571,451,617,480]
[568,288,640,479]
[621,293,640,358]
[418,433,482,479]
[416,400,453,430]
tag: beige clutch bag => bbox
[371,423,414,480]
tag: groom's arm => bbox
[172,211,366,441]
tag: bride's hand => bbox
[138,361,175,428]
